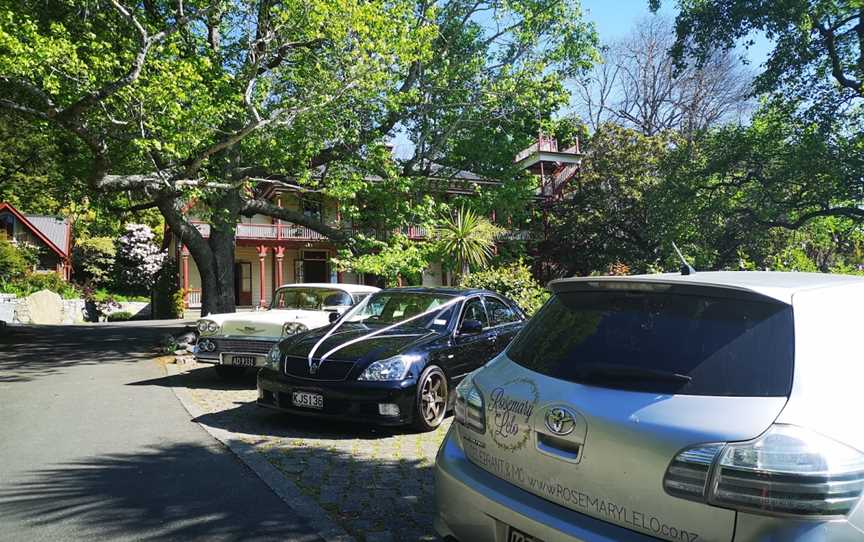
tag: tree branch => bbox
[241,198,349,244]
[817,22,863,95]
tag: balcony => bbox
[190,221,430,242]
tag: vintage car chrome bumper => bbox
[194,336,278,367]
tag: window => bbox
[461,297,489,328]
[344,291,457,328]
[0,213,13,240]
[302,198,322,221]
[272,288,352,310]
[484,296,520,326]
[507,290,795,397]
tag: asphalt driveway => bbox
[0,323,321,541]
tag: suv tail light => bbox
[664,425,864,517]
[454,377,485,433]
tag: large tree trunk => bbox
[199,192,242,315]
[158,192,240,316]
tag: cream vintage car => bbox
[194,283,379,379]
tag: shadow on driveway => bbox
[0,442,321,541]
[0,323,187,383]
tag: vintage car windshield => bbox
[343,292,458,330]
[271,288,354,311]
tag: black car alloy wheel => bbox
[414,366,448,431]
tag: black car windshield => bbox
[507,289,795,397]
[271,288,354,310]
[343,291,459,329]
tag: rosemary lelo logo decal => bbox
[488,378,538,451]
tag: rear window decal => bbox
[487,378,538,451]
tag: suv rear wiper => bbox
[572,363,693,384]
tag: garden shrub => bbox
[107,311,133,322]
[459,260,550,316]
[114,224,166,295]
[152,257,183,319]
[73,237,115,287]
[0,237,31,283]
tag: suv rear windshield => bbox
[507,289,794,396]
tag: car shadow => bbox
[128,365,259,391]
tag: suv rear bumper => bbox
[434,428,655,542]
[435,429,864,542]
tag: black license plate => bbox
[292,391,324,410]
[507,526,540,542]
[228,355,258,367]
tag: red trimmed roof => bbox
[0,202,70,259]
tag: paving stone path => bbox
[168,359,450,542]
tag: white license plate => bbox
[228,355,258,367]
[507,527,540,542]
[292,391,324,410]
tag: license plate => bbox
[292,391,324,410]
[507,526,540,542]
[228,355,258,367]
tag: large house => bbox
[170,136,581,309]
[0,202,73,279]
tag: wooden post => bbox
[181,246,190,304]
[257,245,268,307]
[274,246,285,287]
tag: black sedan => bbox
[257,287,527,431]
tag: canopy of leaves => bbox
[458,260,550,315]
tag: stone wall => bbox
[0,292,152,324]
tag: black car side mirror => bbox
[459,319,483,335]
[328,311,340,323]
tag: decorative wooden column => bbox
[257,245,269,307]
[181,245,190,300]
[274,246,285,287]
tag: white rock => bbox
[24,290,64,325]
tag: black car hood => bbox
[282,323,441,363]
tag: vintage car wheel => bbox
[214,365,247,380]
[413,365,448,432]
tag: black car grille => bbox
[212,338,275,354]
[283,355,355,381]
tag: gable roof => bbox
[0,202,70,259]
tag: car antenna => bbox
[671,242,696,276]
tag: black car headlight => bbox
[265,344,282,370]
[357,354,421,381]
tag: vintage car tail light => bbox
[454,376,485,434]
[664,425,864,517]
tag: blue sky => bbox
[582,0,772,67]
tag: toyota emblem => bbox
[544,407,576,436]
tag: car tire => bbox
[413,365,448,432]
[214,365,246,380]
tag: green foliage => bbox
[333,235,435,287]
[662,0,863,123]
[72,236,115,287]
[544,125,678,276]
[434,206,503,278]
[106,311,133,322]
[172,289,187,318]
[0,271,79,299]
[458,261,550,316]
[152,257,183,319]
[0,237,30,282]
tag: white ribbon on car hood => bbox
[308,295,466,365]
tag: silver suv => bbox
[434,272,864,542]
